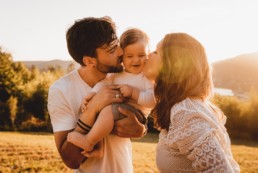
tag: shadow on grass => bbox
[231,138,258,147]
[2,131,54,136]
[132,132,258,147]
[131,132,159,143]
[4,131,258,147]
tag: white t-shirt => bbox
[48,70,133,173]
[92,71,155,115]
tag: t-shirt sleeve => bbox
[47,86,76,132]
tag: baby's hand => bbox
[118,84,133,98]
[81,92,96,112]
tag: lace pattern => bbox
[188,133,234,172]
[157,98,240,173]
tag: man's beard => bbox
[96,63,123,73]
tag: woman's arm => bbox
[172,114,235,173]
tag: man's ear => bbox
[82,56,97,67]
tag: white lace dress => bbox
[156,98,240,173]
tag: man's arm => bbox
[53,104,100,169]
[113,107,146,138]
[54,130,85,169]
[54,85,123,169]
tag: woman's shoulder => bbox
[171,98,202,113]
[170,98,224,126]
[170,98,208,122]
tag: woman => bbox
[143,33,240,173]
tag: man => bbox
[47,17,146,173]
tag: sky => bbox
[0,0,258,63]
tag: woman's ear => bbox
[82,56,97,67]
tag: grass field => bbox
[0,132,258,173]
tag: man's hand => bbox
[113,107,146,138]
[86,85,123,115]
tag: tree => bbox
[25,84,47,120]
[12,62,31,84]
[0,48,20,130]
[0,101,12,130]
[0,48,19,102]
[7,96,18,130]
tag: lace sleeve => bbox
[170,113,234,173]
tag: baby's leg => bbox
[67,105,114,152]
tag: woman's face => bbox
[143,39,163,82]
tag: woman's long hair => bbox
[152,33,213,131]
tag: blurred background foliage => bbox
[1,48,258,141]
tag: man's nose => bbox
[148,52,153,58]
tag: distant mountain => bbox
[21,59,79,71]
[212,52,258,95]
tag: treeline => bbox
[1,48,258,140]
[0,48,68,132]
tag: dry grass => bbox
[0,132,258,173]
[0,132,71,173]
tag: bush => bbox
[17,116,52,132]
[246,93,258,140]
[213,93,258,141]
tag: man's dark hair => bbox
[66,16,117,66]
